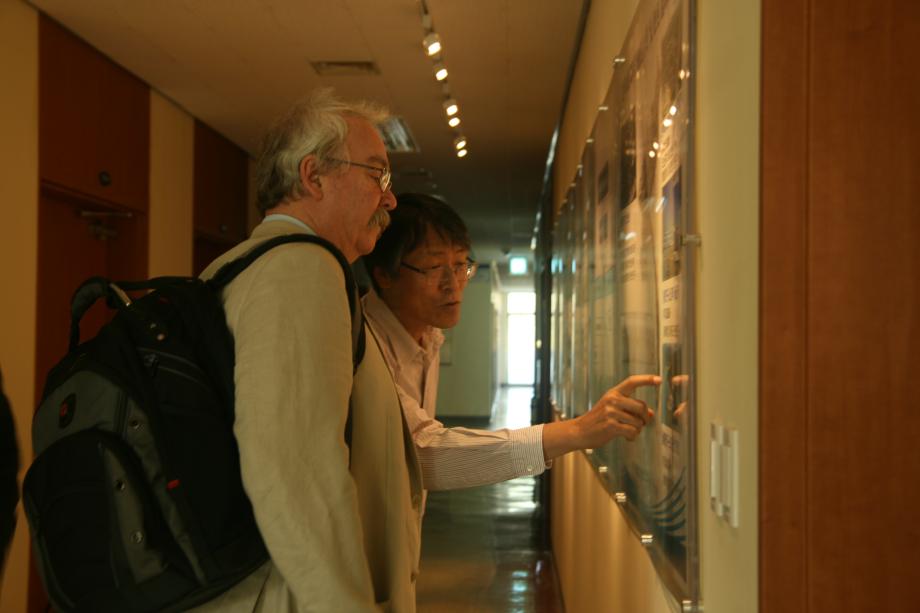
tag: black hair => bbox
[363,193,471,291]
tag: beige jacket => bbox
[190,219,423,612]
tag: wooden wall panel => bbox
[759,0,810,608]
[762,1,920,611]
[39,15,149,212]
[193,120,248,242]
[806,0,920,610]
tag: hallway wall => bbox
[437,272,494,418]
[0,3,201,609]
[0,2,38,611]
[148,91,194,277]
[549,0,760,611]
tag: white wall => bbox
[437,272,494,418]
[550,0,761,611]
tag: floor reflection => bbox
[417,386,563,612]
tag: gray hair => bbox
[255,87,389,214]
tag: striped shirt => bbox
[363,290,547,493]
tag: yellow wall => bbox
[550,0,761,611]
[149,91,194,277]
[552,452,675,612]
[247,158,261,234]
[554,0,639,213]
[694,0,760,610]
[0,1,38,610]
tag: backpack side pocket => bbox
[24,430,194,612]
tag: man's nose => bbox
[380,189,396,210]
[439,268,461,291]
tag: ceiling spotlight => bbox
[457,148,468,158]
[434,63,448,81]
[443,98,458,116]
[423,33,442,56]
[448,116,461,128]
[453,136,467,150]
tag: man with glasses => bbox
[363,193,659,505]
[193,89,421,613]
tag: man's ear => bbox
[299,155,324,200]
[372,266,394,291]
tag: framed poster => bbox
[550,0,699,606]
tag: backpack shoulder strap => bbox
[208,234,366,372]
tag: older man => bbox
[362,193,658,498]
[194,90,421,612]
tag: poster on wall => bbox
[590,108,617,407]
[551,0,699,605]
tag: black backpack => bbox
[23,234,365,613]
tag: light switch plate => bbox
[710,421,739,528]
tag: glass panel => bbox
[548,0,698,605]
[597,0,698,604]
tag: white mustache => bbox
[370,209,391,231]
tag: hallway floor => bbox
[416,387,564,613]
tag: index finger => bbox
[612,374,662,396]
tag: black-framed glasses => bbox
[401,259,479,287]
[327,158,392,193]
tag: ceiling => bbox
[30,0,585,264]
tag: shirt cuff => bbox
[511,424,550,477]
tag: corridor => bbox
[416,387,564,612]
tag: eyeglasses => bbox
[401,259,479,287]
[327,158,392,193]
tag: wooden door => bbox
[193,120,248,242]
[193,120,249,274]
[760,0,920,611]
[39,15,149,212]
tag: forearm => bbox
[415,424,547,490]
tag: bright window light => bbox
[507,291,536,314]
[509,256,528,275]
[506,291,536,386]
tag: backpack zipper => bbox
[138,347,209,380]
[157,366,211,395]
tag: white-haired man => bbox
[194,89,421,612]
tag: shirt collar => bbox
[261,214,315,234]
[363,289,444,367]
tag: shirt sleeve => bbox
[396,385,549,491]
[225,245,379,611]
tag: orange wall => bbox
[0,1,38,610]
